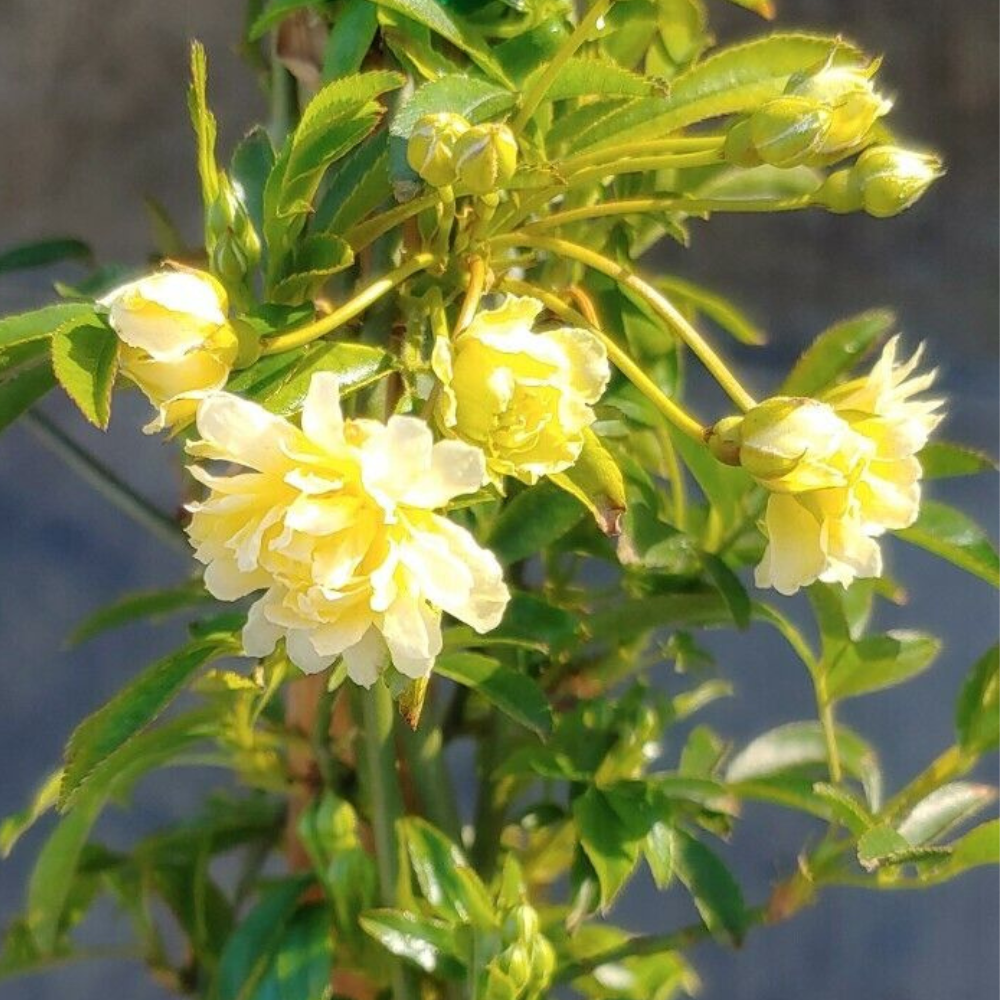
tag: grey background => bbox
[0,1,996,998]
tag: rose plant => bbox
[0,1,996,998]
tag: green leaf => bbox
[400,817,494,926]
[60,637,237,809]
[722,0,776,17]
[550,429,627,536]
[70,581,214,646]
[956,645,999,754]
[482,590,580,655]
[26,787,107,953]
[211,877,311,1000]
[0,238,91,275]
[359,909,465,976]
[657,275,766,346]
[587,591,733,642]
[703,553,751,629]
[0,360,56,434]
[923,819,1000,881]
[569,33,865,152]
[323,0,380,81]
[313,131,391,235]
[271,234,356,304]
[672,828,747,944]
[781,309,895,396]
[246,340,393,415]
[573,788,643,909]
[435,652,552,738]
[391,75,516,139]
[230,126,275,245]
[897,783,997,846]
[263,71,403,272]
[856,823,929,871]
[825,630,941,700]
[696,162,823,200]
[643,820,675,889]
[188,42,221,211]
[537,57,654,102]
[919,441,998,480]
[488,481,585,564]
[0,303,97,351]
[271,905,333,1000]
[249,0,323,39]
[0,770,62,859]
[897,500,1000,587]
[371,0,512,85]
[726,721,882,809]
[50,316,119,428]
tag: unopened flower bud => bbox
[453,123,518,195]
[528,937,556,992]
[500,942,532,990]
[787,62,892,154]
[211,233,251,286]
[722,118,763,168]
[814,166,862,214]
[502,903,539,945]
[706,414,743,467]
[749,97,833,167]
[851,145,943,218]
[407,112,471,188]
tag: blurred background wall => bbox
[0,1,996,998]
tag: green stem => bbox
[512,0,616,134]
[24,411,189,555]
[563,149,725,187]
[471,712,508,880]
[345,194,439,253]
[493,233,756,411]
[397,717,462,842]
[455,255,487,334]
[355,681,419,1000]
[261,252,437,355]
[267,35,298,145]
[816,674,843,784]
[558,135,725,171]
[500,276,705,442]
[523,194,814,231]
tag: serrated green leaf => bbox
[573,788,643,909]
[26,786,107,954]
[50,317,119,428]
[550,429,627,536]
[313,131,391,234]
[536,57,654,103]
[271,234,355,304]
[897,783,997,847]
[672,828,747,944]
[857,823,918,871]
[401,817,494,925]
[211,877,311,1000]
[188,42,220,212]
[391,75,516,138]
[324,0,380,81]
[435,652,552,737]
[587,592,733,642]
[488,481,585,564]
[61,638,237,808]
[0,238,91,275]
[726,721,882,809]
[570,33,865,152]
[231,126,275,246]
[897,500,1000,587]
[69,581,214,646]
[0,303,97,351]
[359,909,465,976]
[826,630,941,700]
[371,0,512,85]
[919,441,998,479]
[780,309,894,396]
[956,645,999,753]
[0,770,62,859]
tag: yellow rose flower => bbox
[185,372,509,684]
[431,295,610,486]
[708,337,943,595]
[101,268,238,433]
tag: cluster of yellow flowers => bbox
[709,338,942,594]
[98,267,942,679]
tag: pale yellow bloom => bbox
[185,373,509,684]
[710,337,943,595]
[432,296,610,486]
[101,268,238,433]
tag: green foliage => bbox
[50,316,119,428]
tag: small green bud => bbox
[211,232,251,287]
[722,118,762,168]
[528,937,556,992]
[787,61,892,155]
[706,414,743,467]
[852,145,943,218]
[453,123,519,195]
[407,112,471,188]
[500,942,532,991]
[814,166,862,214]
[502,903,540,945]
[749,97,833,168]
